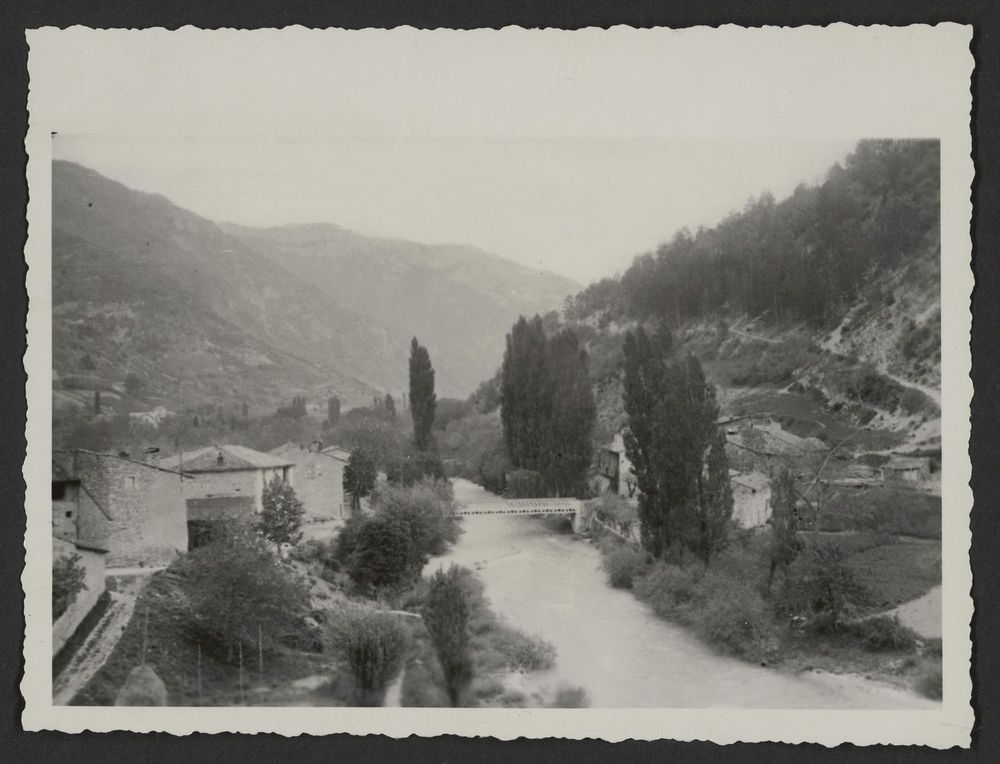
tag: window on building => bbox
[52,482,67,500]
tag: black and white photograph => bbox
[21,25,974,746]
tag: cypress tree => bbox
[384,393,396,419]
[624,326,733,563]
[622,325,676,558]
[544,328,596,497]
[409,338,437,451]
[500,315,550,471]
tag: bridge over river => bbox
[456,497,585,532]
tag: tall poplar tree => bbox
[409,337,437,451]
[501,317,595,496]
[545,328,597,497]
[622,325,676,558]
[623,326,733,563]
[500,316,550,470]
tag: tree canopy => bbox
[409,337,437,451]
[623,325,733,563]
[564,140,940,330]
[500,316,596,497]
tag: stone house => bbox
[596,433,636,498]
[157,445,296,544]
[881,455,932,484]
[52,449,188,568]
[729,469,772,529]
[269,441,351,521]
[51,457,109,653]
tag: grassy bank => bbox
[593,528,941,699]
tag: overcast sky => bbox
[37,26,964,285]
[53,136,855,284]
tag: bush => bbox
[53,552,87,620]
[632,563,780,663]
[779,542,872,632]
[373,479,461,558]
[423,566,474,706]
[589,493,638,536]
[632,562,704,619]
[347,515,421,594]
[694,577,780,663]
[176,529,311,655]
[848,615,917,652]
[328,607,408,706]
[490,626,556,672]
[603,545,648,589]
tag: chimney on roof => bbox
[216,450,225,466]
[117,450,130,459]
[313,439,323,452]
[141,446,160,463]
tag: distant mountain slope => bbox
[53,161,405,410]
[220,222,579,396]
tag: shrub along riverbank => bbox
[593,525,942,700]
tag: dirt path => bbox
[884,586,942,640]
[52,575,150,705]
[882,370,941,408]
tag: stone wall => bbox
[275,447,345,520]
[732,484,772,529]
[72,452,188,567]
[182,468,265,511]
[52,537,106,654]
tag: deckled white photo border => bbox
[22,24,974,746]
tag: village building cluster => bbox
[50,441,352,653]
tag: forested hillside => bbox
[566,140,939,333]
[552,140,942,447]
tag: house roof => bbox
[321,445,351,462]
[158,444,294,472]
[883,456,929,470]
[729,470,770,492]
[53,449,186,478]
[269,441,351,463]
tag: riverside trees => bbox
[500,316,596,498]
[622,324,733,565]
[409,337,437,452]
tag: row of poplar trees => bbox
[622,324,733,566]
[500,315,597,498]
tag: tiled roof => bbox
[158,444,294,472]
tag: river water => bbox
[431,479,935,709]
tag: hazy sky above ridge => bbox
[40,26,955,284]
[54,135,856,284]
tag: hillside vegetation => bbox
[557,140,941,451]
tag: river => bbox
[430,479,936,709]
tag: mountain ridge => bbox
[51,160,576,415]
